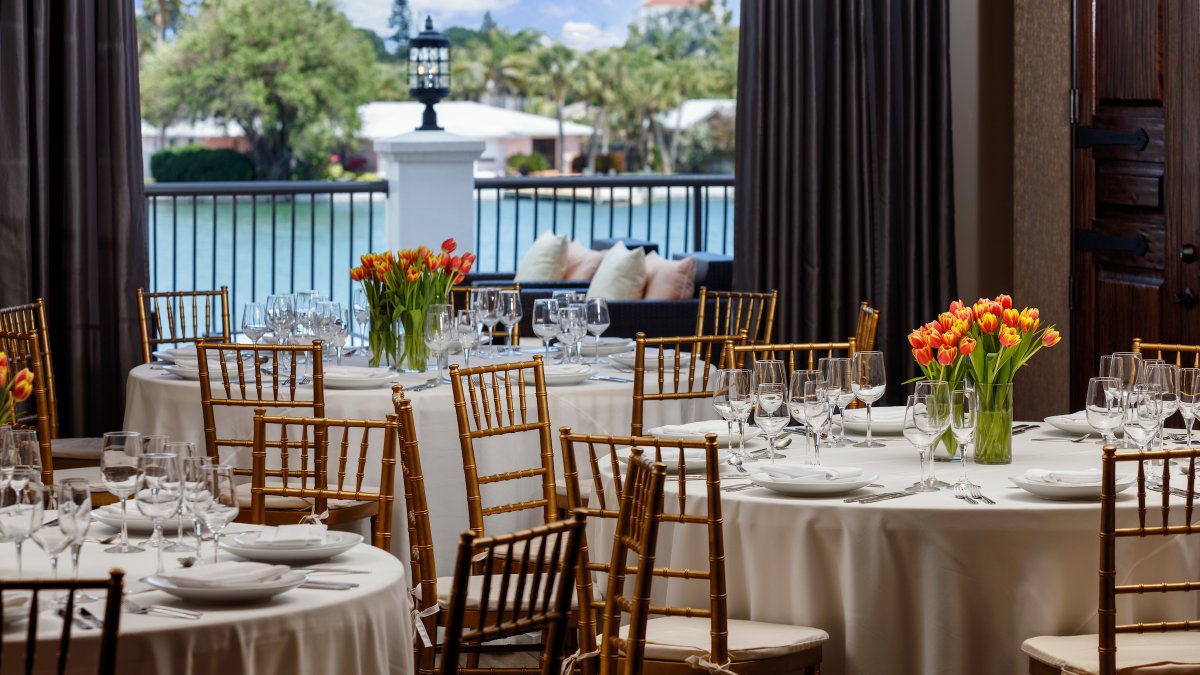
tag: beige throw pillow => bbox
[564,240,606,281]
[643,252,697,300]
[586,242,647,300]
[514,231,568,282]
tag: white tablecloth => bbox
[123,345,710,571]
[591,425,1200,675]
[2,525,412,675]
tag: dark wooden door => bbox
[1071,0,1200,405]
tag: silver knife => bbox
[80,607,105,629]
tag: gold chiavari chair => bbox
[0,328,53,485]
[450,284,522,348]
[559,430,828,674]
[0,570,124,675]
[440,515,589,675]
[196,342,324,521]
[249,410,397,548]
[724,339,857,373]
[855,301,880,352]
[1131,338,1200,367]
[136,287,231,363]
[448,356,559,542]
[1022,444,1200,674]
[630,332,745,436]
[695,287,778,345]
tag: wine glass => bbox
[353,286,370,346]
[788,370,819,459]
[1123,385,1163,453]
[755,383,788,462]
[136,453,183,574]
[423,304,454,385]
[1179,368,1200,450]
[455,309,481,369]
[0,471,43,578]
[201,465,239,565]
[903,395,940,493]
[584,298,611,364]
[183,456,214,556]
[1085,376,1124,445]
[265,294,296,344]
[557,306,585,365]
[1144,363,1179,451]
[313,301,338,360]
[140,435,169,549]
[752,359,787,392]
[33,482,77,581]
[162,442,201,552]
[801,380,829,466]
[100,430,143,553]
[55,478,91,588]
[713,369,751,465]
[8,430,41,487]
[292,293,317,341]
[912,380,952,488]
[950,389,977,488]
[241,302,268,345]
[497,290,523,355]
[333,307,351,365]
[818,358,853,447]
[851,351,887,447]
[473,289,501,357]
[1107,352,1144,397]
[531,299,561,356]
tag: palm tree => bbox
[572,48,621,173]
[614,47,682,173]
[477,28,540,108]
[527,44,577,171]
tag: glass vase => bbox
[367,313,402,369]
[974,382,1014,465]
[401,309,429,373]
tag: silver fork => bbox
[967,484,996,505]
[122,598,202,620]
[953,484,977,505]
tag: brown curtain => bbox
[735,0,956,388]
[0,0,148,435]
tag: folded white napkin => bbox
[618,446,714,465]
[255,524,327,545]
[1062,410,1088,421]
[172,357,230,371]
[1024,468,1102,485]
[541,364,592,376]
[757,464,863,483]
[324,366,392,379]
[844,406,905,421]
[157,561,291,588]
[4,593,28,610]
[648,420,741,440]
[165,345,197,358]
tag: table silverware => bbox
[293,568,370,575]
[953,484,977,505]
[301,580,358,590]
[589,376,632,383]
[58,608,93,630]
[123,598,202,620]
[1012,427,1037,436]
[606,358,633,372]
[79,607,105,629]
[967,484,995,505]
[856,491,919,504]
[845,491,906,503]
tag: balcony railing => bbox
[145,174,735,314]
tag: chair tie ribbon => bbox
[685,655,737,675]
[560,648,600,675]
[408,586,439,648]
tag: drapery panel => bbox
[0,0,147,435]
[735,0,956,387]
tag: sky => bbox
[338,0,737,51]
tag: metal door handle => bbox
[1180,244,1197,264]
[1175,288,1197,309]
[1075,230,1149,257]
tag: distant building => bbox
[140,119,250,177]
[660,98,736,132]
[635,0,729,27]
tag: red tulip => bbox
[913,345,933,366]
[441,238,457,254]
[998,326,1022,348]
[908,330,926,349]
[977,313,999,334]
[959,337,977,356]
[1042,329,1061,347]
[937,345,958,366]
[11,368,33,402]
[1002,308,1021,329]
[926,329,944,349]
[996,294,1013,310]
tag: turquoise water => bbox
[148,193,735,316]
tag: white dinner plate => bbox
[646,421,757,445]
[748,472,879,497]
[161,365,207,381]
[2,594,31,627]
[609,350,696,371]
[1008,474,1135,501]
[580,338,635,357]
[1043,412,1115,437]
[144,571,307,604]
[220,531,363,563]
[322,366,399,390]
[90,508,184,534]
[842,406,905,435]
[614,446,731,474]
[524,365,594,386]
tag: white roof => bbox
[141,118,239,139]
[660,98,736,131]
[358,101,593,141]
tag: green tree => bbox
[141,0,377,179]
[388,0,411,53]
[475,27,541,106]
[571,48,621,172]
[356,27,391,63]
[527,44,577,171]
[480,11,498,34]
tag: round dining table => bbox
[2,523,413,675]
[122,342,710,571]
[590,419,1200,675]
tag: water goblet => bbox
[162,442,202,552]
[473,289,501,357]
[801,380,828,466]
[8,430,41,488]
[423,304,454,384]
[0,472,44,578]
[755,383,788,461]
[497,290,523,355]
[265,294,296,344]
[136,453,184,573]
[818,358,853,447]
[353,286,370,346]
[201,465,239,565]
[531,299,561,356]
[1123,385,1163,453]
[713,369,751,465]
[584,298,611,364]
[851,351,887,447]
[241,302,268,345]
[100,431,143,553]
[455,309,481,369]
[557,306,585,365]
[55,478,92,586]
[183,456,214,557]
[903,395,940,493]
[1086,376,1124,445]
[33,482,78,581]
[950,389,977,488]
[1179,368,1200,451]
[1144,363,1179,451]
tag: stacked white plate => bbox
[842,406,905,435]
[1043,411,1114,436]
[748,464,877,497]
[580,338,635,357]
[1009,468,1134,500]
[145,561,308,604]
[91,503,185,534]
[609,349,698,371]
[219,529,363,564]
[524,364,594,386]
[162,356,244,381]
[322,366,400,390]
[646,420,754,445]
[614,445,730,474]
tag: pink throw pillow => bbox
[564,241,606,281]
[643,253,696,300]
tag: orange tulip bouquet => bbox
[908,294,1062,464]
[0,352,35,426]
[350,238,475,371]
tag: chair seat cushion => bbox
[1022,633,1200,674]
[233,480,379,510]
[617,616,828,663]
[51,437,103,460]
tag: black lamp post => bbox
[408,16,451,131]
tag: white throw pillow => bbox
[587,242,647,300]
[514,232,568,282]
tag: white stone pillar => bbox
[375,130,484,252]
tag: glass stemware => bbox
[352,287,370,346]
[265,294,296,345]
[818,358,853,448]
[473,289,501,357]
[241,302,268,345]
[714,369,751,465]
[851,351,887,448]
[1144,363,1179,452]
[136,453,184,574]
[163,442,202,552]
[912,380,951,488]
[0,471,44,578]
[903,395,938,493]
[950,389,977,488]
[788,370,819,462]
[55,478,91,587]
[33,481,79,580]
[557,306,585,365]
[423,304,454,384]
[100,431,144,553]
[201,465,239,564]
[182,456,214,558]
[455,309,481,369]
[1179,368,1200,450]
[801,380,828,466]
[755,383,788,462]
[8,430,41,486]
[1085,376,1124,445]
[584,298,611,365]
[1123,385,1164,453]
[531,299,561,356]
[497,290,523,355]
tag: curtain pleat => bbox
[0,0,147,436]
[735,0,956,390]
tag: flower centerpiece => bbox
[908,294,1062,464]
[0,351,35,425]
[350,238,475,371]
